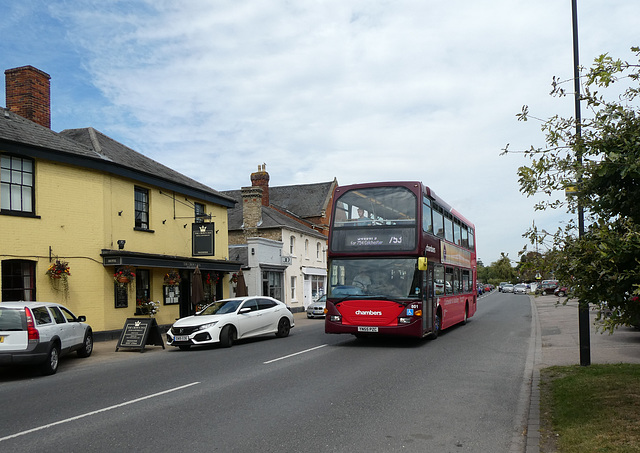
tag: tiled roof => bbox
[269,181,336,218]
[0,107,101,158]
[60,127,234,204]
[224,189,327,239]
[0,108,235,207]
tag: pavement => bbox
[524,294,640,453]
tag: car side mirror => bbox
[239,307,252,314]
[77,316,86,322]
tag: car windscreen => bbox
[199,299,242,315]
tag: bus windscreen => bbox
[331,186,417,252]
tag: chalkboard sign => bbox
[114,283,128,308]
[116,318,165,352]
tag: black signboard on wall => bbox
[114,283,128,308]
[192,222,214,256]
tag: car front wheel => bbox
[219,325,236,348]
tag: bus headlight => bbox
[399,317,412,324]
[330,315,342,322]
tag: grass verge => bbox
[540,364,640,452]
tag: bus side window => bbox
[462,269,471,292]
[433,205,444,238]
[434,265,445,295]
[423,197,433,233]
[445,267,454,295]
[453,268,461,294]
[444,214,454,243]
[461,225,469,248]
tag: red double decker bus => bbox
[325,181,477,339]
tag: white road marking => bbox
[263,344,328,364]
[0,382,200,442]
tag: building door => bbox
[303,278,311,308]
[423,262,435,333]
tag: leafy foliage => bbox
[505,46,640,332]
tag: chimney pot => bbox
[250,163,270,206]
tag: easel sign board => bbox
[116,318,165,352]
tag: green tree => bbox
[491,253,517,283]
[504,47,640,332]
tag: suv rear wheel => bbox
[40,343,60,375]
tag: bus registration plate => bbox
[358,326,378,333]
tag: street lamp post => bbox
[571,0,591,366]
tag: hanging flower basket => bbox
[114,266,136,285]
[164,269,181,286]
[46,260,70,294]
[46,260,70,279]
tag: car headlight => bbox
[196,322,218,331]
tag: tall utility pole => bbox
[571,0,591,366]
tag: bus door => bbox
[423,262,435,334]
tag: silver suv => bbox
[0,302,93,375]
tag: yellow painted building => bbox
[1,66,240,337]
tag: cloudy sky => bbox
[1,1,638,265]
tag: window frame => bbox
[0,154,35,215]
[1,259,36,301]
[194,202,206,224]
[134,186,150,230]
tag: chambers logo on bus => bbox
[355,310,383,316]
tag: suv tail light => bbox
[24,307,40,341]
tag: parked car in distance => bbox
[484,284,494,293]
[307,295,326,319]
[502,283,514,293]
[167,296,295,349]
[514,283,528,295]
[554,286,569,297]
[498,282,509,292]
[0,301,93,375]
[536,280,559,295]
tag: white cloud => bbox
[1,0,638,264]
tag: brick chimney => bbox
[5,66,51,129]
[241,185,263,239]
[250,163,270,207]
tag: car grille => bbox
[171,326,199,335]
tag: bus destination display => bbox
[332,228,416,252]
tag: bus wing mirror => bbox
[418,257,428,271]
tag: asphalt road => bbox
[0,291,532,453]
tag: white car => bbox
[167,296,295,349]
[514,284,528,295]
[0,301,93,375]
[502,284,514,293]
